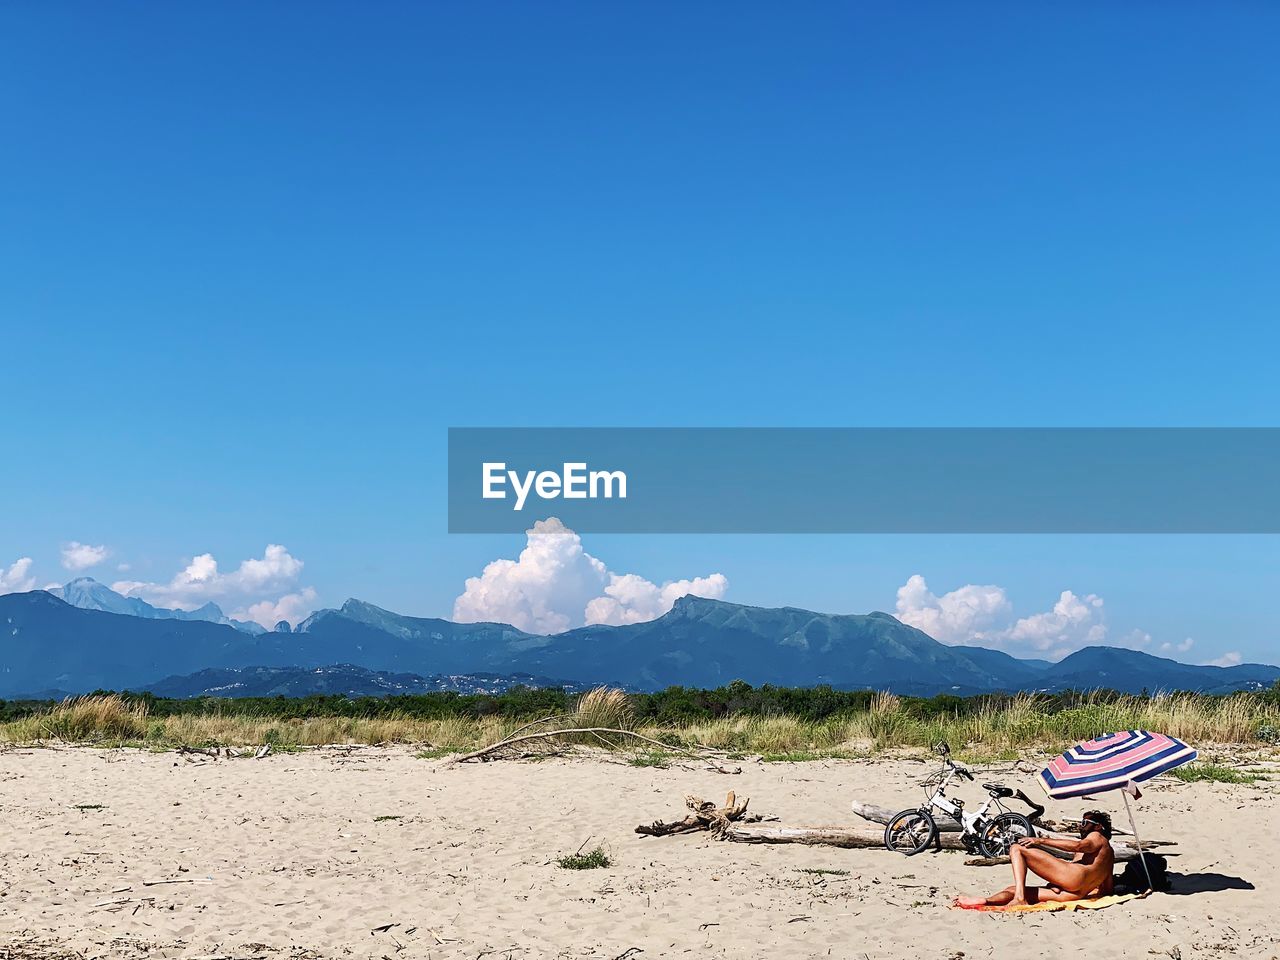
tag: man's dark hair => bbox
[1080,809,1113,839]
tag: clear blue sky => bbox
[2,4,1277,662]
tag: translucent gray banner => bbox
[447,428,1280,533]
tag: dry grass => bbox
[1,689,1277,757]
[31,695,151,742]
[833,690,1280,755]
[572,686,635,731]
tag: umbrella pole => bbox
[1121,790,1155,893]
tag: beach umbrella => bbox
[1038,730,1197,892]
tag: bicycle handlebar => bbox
[944,758,975,780]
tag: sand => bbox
[1,745,1275,959]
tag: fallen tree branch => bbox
[455,727,726,764]
[725,823,1164,861]
[727,824,968,849]
[850,798,1137,838]
[850,800,962,831]
[636,793,758,838]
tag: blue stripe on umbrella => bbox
[1056,735,1175,769]
[1064,737,1157,757]
[1040,741,1194,790]
[1038,732,1197,799]
[1070,732,1136,755]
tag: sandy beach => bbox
[1,746,1275,960]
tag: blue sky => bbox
[2,4,1277,663]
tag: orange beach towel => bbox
[955,892,1144,913]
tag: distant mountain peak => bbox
[46,579,256,634]
[340,598,388,616]
[668,594,733,616]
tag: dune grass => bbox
[556,846,612,870]
[1,689,1278,759]
[573,686,635,731]
[1168,762,1264,784]
[8,695,151,742]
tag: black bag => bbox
[1118,852,1171,892]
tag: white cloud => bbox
[1119,629,1153,650]
[1206,651,1242,668]
[0,557,36,594]
[1160,637,1194,655]
[895,575,1109,659]
[894,575,1012,645]
[112,544,317,628]
[1004,590,1107,655]
[61,541,110,571]
[586,572,729,627]
[453,517,728,634]
[238,588,319,630]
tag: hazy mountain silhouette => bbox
[1,590,1275,697]
[49,577,266,634]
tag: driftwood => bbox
[728,824,967,849]
[178,745,269,760]
[178,746,222,759]
[637,792,1174,865]
[849,798,1140,838]
[456,726,738,774]
[850,800,963,831]
[636,793,759,838]
[726,823,1163,862]
[852,798,1062,832]
[457,726,696,762]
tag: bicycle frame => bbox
[923,763,1007,837]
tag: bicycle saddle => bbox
[983,783,1014,797]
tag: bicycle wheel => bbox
[978,812,1034,858]
[884,809,937,855]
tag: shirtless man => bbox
[956,810,1116,908]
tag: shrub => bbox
[1168,763,1260,784]
[572,687,634,731]
[42,695,149,741]
[557,846,612,870]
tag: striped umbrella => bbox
[1038,730,1197,893]
[1038,730,1197,799]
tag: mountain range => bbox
[1,580,1276,698]
[49,577,267,634]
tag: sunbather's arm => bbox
[1019,834,1104,855]
[1021,836,1086,853]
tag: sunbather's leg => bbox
[1010,844,1031,904]
[1034,885,1080,903]
[955,885,1013,907]
[1013,845,1090,899]
[958,841,1094,908]
[954,884,1044,908]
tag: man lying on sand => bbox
[956,810,1115,908]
